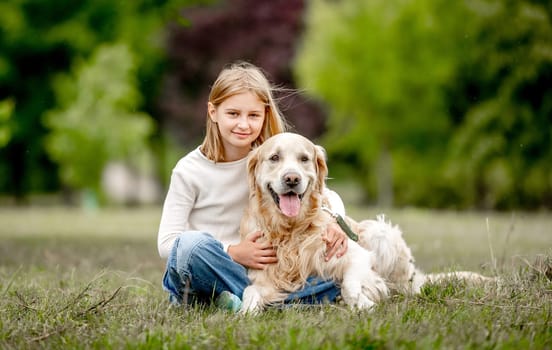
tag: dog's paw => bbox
[341,283,377,311]
[353,293,376,310]
[240,303,262,315]
[240,287,263,315]
[341,290,376,311]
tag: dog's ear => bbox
[314,144,328,191]
[247,146,261,192]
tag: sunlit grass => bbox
[0,206,550,349]
[347,207,551,273]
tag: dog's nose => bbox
[283,172,301,187]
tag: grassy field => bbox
[0,206,551,349]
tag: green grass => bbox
[0,207,551,349]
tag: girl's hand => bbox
[228,231,277,270]
[322,222,348,261]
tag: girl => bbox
[157,61,348,310]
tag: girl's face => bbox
[208,91,266,161]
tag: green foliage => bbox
[0,0,197,199]
[296,0,552,209]
[296,0,467,206]
[43,43,154,199]
[0,99,14,148]
[444,0,552,209]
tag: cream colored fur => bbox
[240,133,492,314]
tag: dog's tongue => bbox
[279,193,300,217]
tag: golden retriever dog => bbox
[240,132,491,314]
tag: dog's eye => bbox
[300,155,309,162]
[269,154,279,162]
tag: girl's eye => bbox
[269,154,279,162]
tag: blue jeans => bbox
[162,231,340,306]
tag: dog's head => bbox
[247,132,328,218]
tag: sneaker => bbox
[215,291,242,312]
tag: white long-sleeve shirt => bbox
[157,147,345,259]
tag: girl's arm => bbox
[157,169,194,259]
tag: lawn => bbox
[0,206,550,349]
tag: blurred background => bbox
[0,0,550,211]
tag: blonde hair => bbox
[200,61,289,162]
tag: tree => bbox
[0,0,196,201]
[295,0,467,207]
[444,0,552,209]
[295,0,552,209]
[43,43,154,204]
